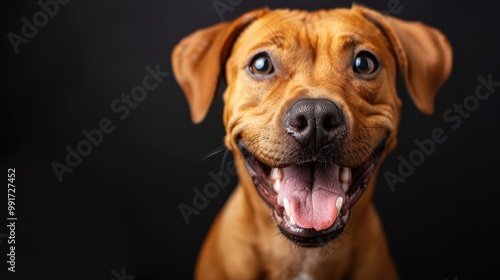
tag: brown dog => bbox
[172,4,452,279]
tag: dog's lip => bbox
[274,206,350,247]
[239,139,385,247]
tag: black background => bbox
[2,0,500,279]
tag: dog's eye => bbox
[250,54,274,75]
[353,52,378,75]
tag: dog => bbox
[172,4,452,279]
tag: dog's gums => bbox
[240,140,385,247]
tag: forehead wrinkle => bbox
[241,17,310,57]
[299,14,361,64]
[248,19,285,47]
[301,18,320,63]
[245,10,336,53]
[336,34,360,51]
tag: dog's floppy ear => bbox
[353,5,453,114]
[172,8,269,123]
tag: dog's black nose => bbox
[285,99,344,153]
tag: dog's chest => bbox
[294,272,315,280]
[268,246,333,280]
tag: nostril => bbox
[285,99,344,152]
[290,115,308,131]
[322,115,336,130]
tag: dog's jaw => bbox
[239,139,385,247]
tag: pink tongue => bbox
[277,163,342,231]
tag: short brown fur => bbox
[172,4,452,279]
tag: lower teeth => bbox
[273,179,281,193]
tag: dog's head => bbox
[172,5,452,247]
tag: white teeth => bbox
[283,197,291,217]
[340,167,351,193]
[341,182,349,193]
[273,179,281,193]
[289,213,296,225]
[272,168,283,193]
[283,197,295,225]
[340,167,351,182]
[336,197,343,215]
[271,168,283,180]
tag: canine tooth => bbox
[289,213,296,225]
[271,168,283,180]
[336,197,343,214]
[283,197,291,217]
[341,182,349,193]
[340,167,351,193]
[273,179,281,193]
[283,197,296,226]
[340,167,351,183]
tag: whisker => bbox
[359,126,387,129]
[219,148,230,172]
[197,144,227,162]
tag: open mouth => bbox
[240,140,385,247]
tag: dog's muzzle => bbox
[239,99,386,247]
